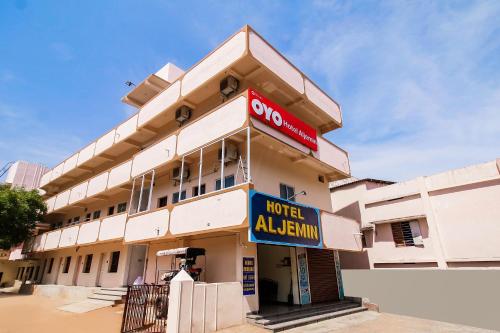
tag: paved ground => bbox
[0,294,495,333]
[219,311,496,333]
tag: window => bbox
[73,216,80,224]
[47,258,54,274]
[158,196,168,208]
[391,221,423,247]
[215,175,235,191]
[172,191,186,204]
[280,183,295,201]
[27,267,33,280]
[19,267,25,280]
[67,218,72,225]
[85,213,91,222]
[192,184,206,197]
[16,267,22,279]
[108,206,115,216]
[63,256,71,273]
[92,210,101,220]
[117,202,127,213]
[83,254,93,273]
[129,171,154,215]
[109,251,120,273]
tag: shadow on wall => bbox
[341,269,500,331]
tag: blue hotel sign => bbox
[249,190,323,248]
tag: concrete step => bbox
[88,294,123,302]
[255,302,361,326]
[264,306,367,332]
[58,299,115,313]
[94,290,127,297]
[100,287,128,292]
[247,300,357,321]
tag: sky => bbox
[0,0,499,182]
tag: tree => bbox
[0,184,46,250]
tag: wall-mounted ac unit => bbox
[220,75,239,98]
[218,143,238,162]
[175,106,192,126]
[172,167,190,181]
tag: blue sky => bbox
[1,0,499,181]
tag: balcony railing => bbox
[40,26,343,192]
[45,93,348,215]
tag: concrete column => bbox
[417,177,448,269]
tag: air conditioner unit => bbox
[172,167,190,181]
[218,143,238,162]
[220,75,239,98]
[175,106,192,125]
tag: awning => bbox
[156,247,205,257]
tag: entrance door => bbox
[95,253,105,287]
[73,256,82,286]
[257,244,297,305]
[54,258,63,284]
[127,245,147,285]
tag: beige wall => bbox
[252,142,332,211]
[429,179,500,261]
[40,242,128,287]
[333,159,500,269]
[0,260,19,287]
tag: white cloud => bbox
[287,1,500,181]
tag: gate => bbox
[121,284,170,333]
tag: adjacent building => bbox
[21,26,361,314]
[331,159,500,269]
[3,161,49,191]
[0,161,49,288]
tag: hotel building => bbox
[21,26,362,316]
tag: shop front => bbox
[249,190,344,310]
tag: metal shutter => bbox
[306,248,339,303]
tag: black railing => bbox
[121,284,170,333]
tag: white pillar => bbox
[167,270,194,333]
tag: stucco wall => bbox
[252,142,332,212]
[429,179,500,261]
[39,242,128,287]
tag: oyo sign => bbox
[248,88,318,151]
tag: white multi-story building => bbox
[19,26,362,320]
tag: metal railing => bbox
[121,284,170,333]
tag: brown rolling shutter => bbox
[306,248,339,303]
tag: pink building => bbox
[331,159,500,269]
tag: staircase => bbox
[87,287,128,305]
[247,300,367,332]
[58,287,128,313]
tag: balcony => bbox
[40,26,342,194]
[44,91,348,215]
[35,183,362,253]
[31,213,128,252]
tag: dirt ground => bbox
[0,294,123,333]
[0,294,495,333]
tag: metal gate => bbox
[121,284,170,333]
